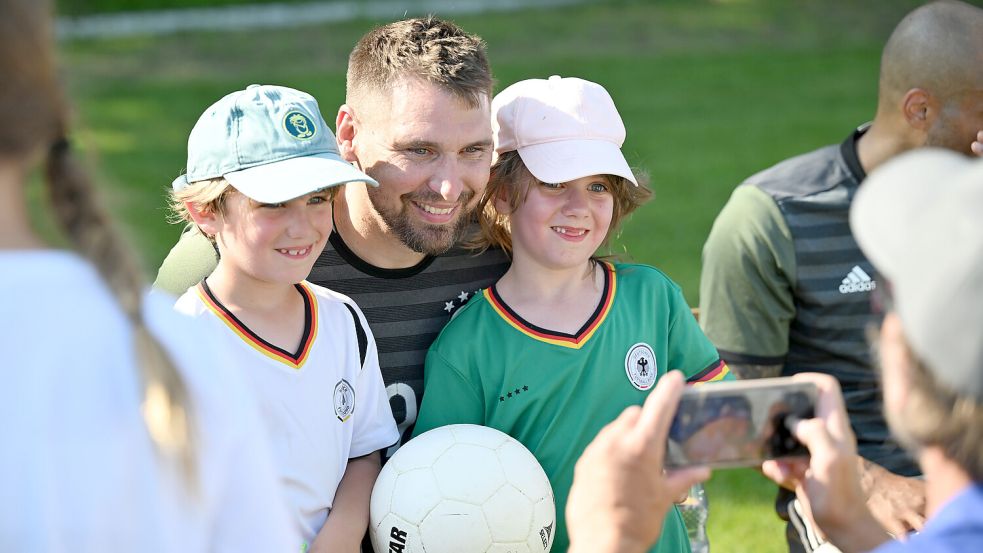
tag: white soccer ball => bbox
[369,424,556,553]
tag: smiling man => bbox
[155,17,510,458]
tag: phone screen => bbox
[664,378,817,469]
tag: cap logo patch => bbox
[625,342,657,390]
[283,110,316,140]
[334,379,355,422]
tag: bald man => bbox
[698,1,983,552]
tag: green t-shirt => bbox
[699,185,796,362]
[415,262,732,553]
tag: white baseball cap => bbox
[492,75,637,186]
[172,84,377,203]
[851,148,983,401]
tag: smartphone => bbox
[664,377,817,469]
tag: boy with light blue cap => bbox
[169,84,399,552]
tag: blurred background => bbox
[45,0,980,551]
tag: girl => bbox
[0,1,291,551]
[414,76,732,553]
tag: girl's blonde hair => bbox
[3,0,196,484]
[472,151,653,258]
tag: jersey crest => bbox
[625,342,657,390]
[334,379,355,422]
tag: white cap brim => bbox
[517,139,637,186]
[223,152,378,204]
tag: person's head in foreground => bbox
[477,75,652,271]
[852,148,983,484]
[338,16,494,257]
[171,84,377,288]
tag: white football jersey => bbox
[175,280,399,545]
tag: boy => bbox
[169,84,399,552]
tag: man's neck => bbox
[919,446,974,519]
[205,259,299,314]
[334,185,428,269]
[495,258,604,335]
[856,118,920,176]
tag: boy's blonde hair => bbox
[473,151,653,257]
[169,177,234,231]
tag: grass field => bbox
[57,0,317,16]
[52,0,966,550]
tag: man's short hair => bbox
[877,0,983,108]
[346,16,492,109]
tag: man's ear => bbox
[185,201,221,238]
[900,88,936,131]
[336,104,358,164]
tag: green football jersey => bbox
[415,262,732,553]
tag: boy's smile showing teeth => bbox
[276,245,313,257]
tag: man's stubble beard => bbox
[367,187,476,256]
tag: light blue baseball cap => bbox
[172,84,377,203]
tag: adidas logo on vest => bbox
[839,265,876,294]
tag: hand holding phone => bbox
[665,377,817,469]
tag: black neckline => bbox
[199,279,313,362]
[488,262,612,340]
[328,230,436,279]
[840,124,869,184]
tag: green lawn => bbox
[57,0,319,16]
[54,0,963,550]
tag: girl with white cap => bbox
[414,75,732,553]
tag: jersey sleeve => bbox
[348,305,400,458]
[698,185,796,365]
[153,228,220,296]
[665,283,734,384]
[412,347,484,437]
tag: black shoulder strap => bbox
[343,303,368,369]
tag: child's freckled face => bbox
[213,189,333,285]
[503,174,614,271]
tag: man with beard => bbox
[155,17,509,457]
[698,1,983,551]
